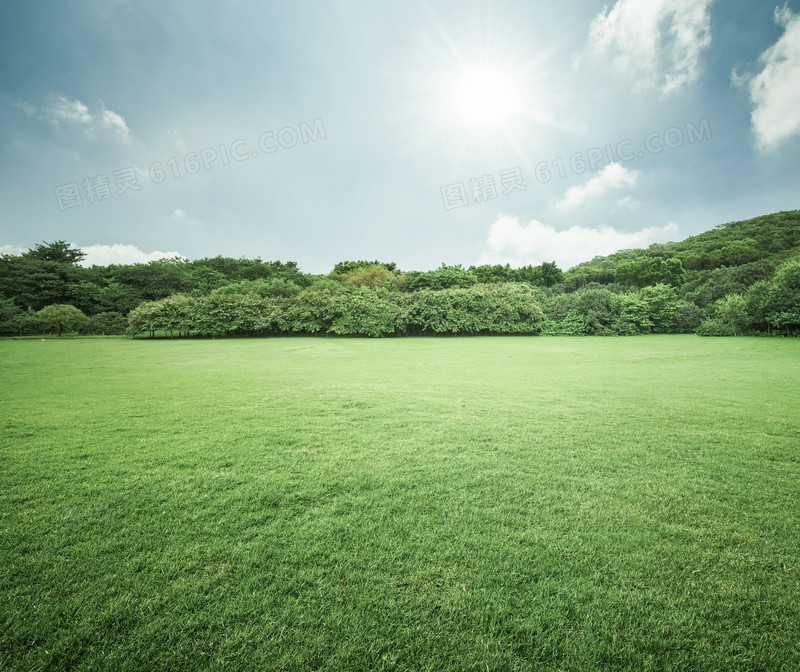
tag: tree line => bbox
[1,210,798,337]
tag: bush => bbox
[696,318,734,336]
[674,300,704,333]
[87,312,128,335]
[405,284,543,335]
[0,311,44,336]
[541,311,590,335]
[329,288,405,336]
[614,294,652,335]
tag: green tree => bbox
[0,296,23,335]
[22,240,86,265]
[0,255,81,310]
[37,304,89,336]
[332,260,397,275]
[714,294,749,336]
[639,284,682,333]
[469,264,513,284]
[615,293,653,335]
[338,265,399,289]
[330,287,405,337]
[744,279,773,334]
[402,264,477,292]
[615,257,685,288]
[765,259,800,336]
[87,312,128,335]
[695,318,734,336]
[112,259,191,301]
[538,261,564,287]
[213,278,303,299]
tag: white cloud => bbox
[20,96,132,144]
[99,106,132,143]
[49,96,93,124]
[553,163,639,213]
[78,244,186,267]
[479,215,679,270]
[617,196,641,211]
[590,0,713,94]
[0,244,27,257]
[739,5,800,152]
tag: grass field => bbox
[1,335,799,671]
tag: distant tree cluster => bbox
[126,283,545,338]
[541,283,703,336]
[1,210,798,337]
[0,241,308,336]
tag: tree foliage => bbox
[2,210,798,339]
[37,304,89,337]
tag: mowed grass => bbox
[1,335,799,671]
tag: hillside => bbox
[565,209,800,286]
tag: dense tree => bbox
[212,278,303,299]
[763,259,800,335]
[86,312,128,335]
[3,211,798,339]
[714,294,750,336]
[638,284,683,333]
[0,255,80,310]
[0,296,25,335]
[681,260,776,311]
[335,265,400,289]
[469,264,514,284]
[615,293,653,335]
[22,240,85,265]
[332,260,397,275]
[538,261,565,287]
[402,264,478,292]
[743,280,774,334]
[615,257,685,288]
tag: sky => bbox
[1,0,799,273]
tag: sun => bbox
[449,66,521,129]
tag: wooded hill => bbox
[1,210,798,337]
[565,210,800,286]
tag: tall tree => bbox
[23,240,86,265]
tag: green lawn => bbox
[1,335,799,671]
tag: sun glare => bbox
[449,65,522,130]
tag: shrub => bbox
[87,312,128,335]
[541,311,590,336]
[330,288,405,337]
[696,318,734,336]
[0,310,44,336]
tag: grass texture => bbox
[1,335,799,670]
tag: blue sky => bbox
[1,0,798,273]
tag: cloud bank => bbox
[0,244,27,257]
[479,216,679,270]
[79,244,185,267]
